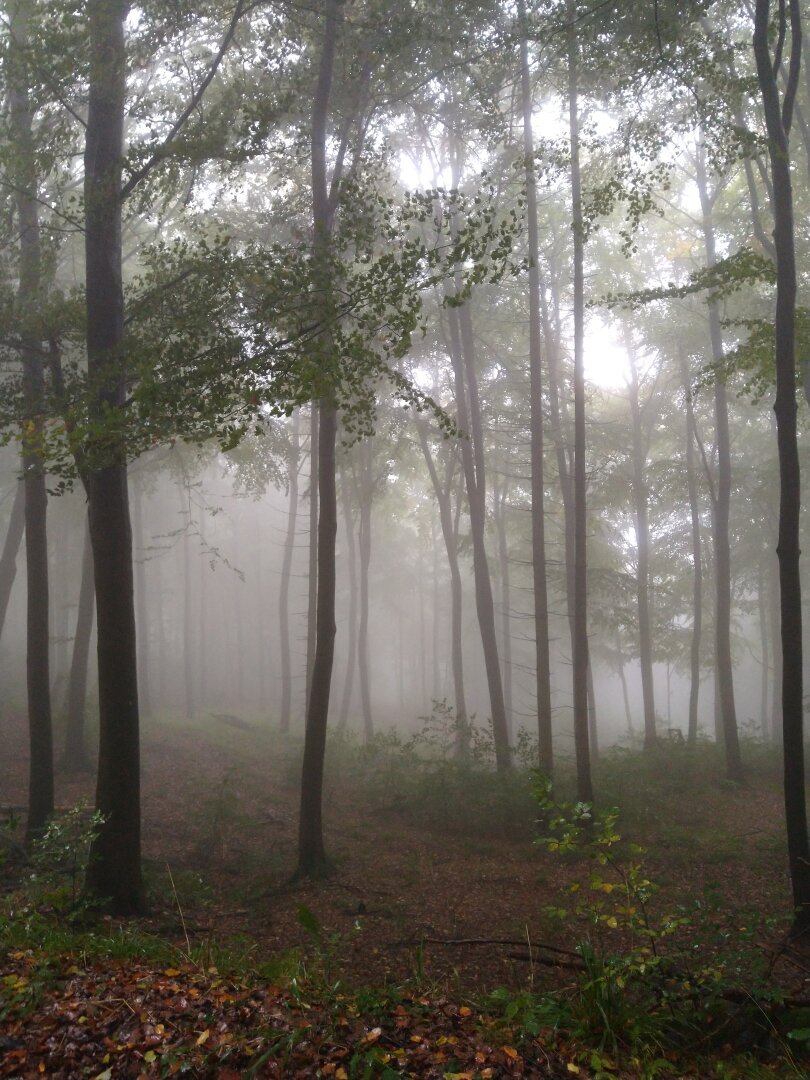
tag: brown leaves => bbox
[0,949,590,1079]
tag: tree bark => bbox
[753,0,810,935]
[83,0,143,914]
[519,0,553,774]
[62,516,95,773]
[568,11,593,803]
[9,0,53,839]
[695,143,743,781]
[297,0,344,878]
[280,413,300,733]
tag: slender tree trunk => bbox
[681,351,703,746]
[494,474,513,742]
[305,405,319,716]
[568,12,593,803]
[131,474,152,718]
[418,428,468,739]
[447,299,511,771]
[337,458,357,732]
[769,546,782,743]
[280,413,300,733]
[83,0,143,913]
[758,558,769,738]
[356,446,373,741]
[519,0,553,773]
[297,0,344,878]
[62,516,94,773]
[695,144,742,781]
[10,2,53,839]
[754,0,810,935]
[181,492,194,719]
[627,342,657,748]
[0,479,25,638]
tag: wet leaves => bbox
[0,949,589,1078]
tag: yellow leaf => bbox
[605,916,618,929]
[196,1030,210,1046]
[458,1005,472,1017]
[336,1069,349,1080]
[567,1064,580,1074]
[163,968,181,977]
[144,1050,156,1063]
[362,1027,382,1045]
[502,1045,519,1060]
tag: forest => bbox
[1,0,810,1076]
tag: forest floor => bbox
[2,707,810,1078]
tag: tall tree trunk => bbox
[9,1,53,839]
[447,298,511,771]
[758,557,769,738]
[494,473,513,742]
[181,491,194,719]
[131,474,152,718]
[297,0,344,878]
[0,479,25,638]
[681,351,703,746]
[305,405,319,716]
[626,342,657,748]
[769,546,782,743]
[418,428,468,740]
[519,0,554,774]
[83,0,143,914]
[695,144,743,782]
[753,0,810,935]
[356,445,373,741]
[337,458,357,732]
[568,11,593,803]
[280,413,300,733]
[62,516,94,773]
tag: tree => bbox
[753,0,810,936]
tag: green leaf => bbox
[297,903,321,939]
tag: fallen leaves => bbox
[0,948,591,1078]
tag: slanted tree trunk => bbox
[83,0,143,914]
[753,0,810,935]
[695,143,742,782]
[280,413,300,734]
[418,427,468,743]
[519,0,553,774]
[626,341,656,748]
[297,0,344,878]
[0,480,25,640]
[568,11,593,803]
[9,1,53,839]
[446,296,511,771]
[62,516,94,773]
